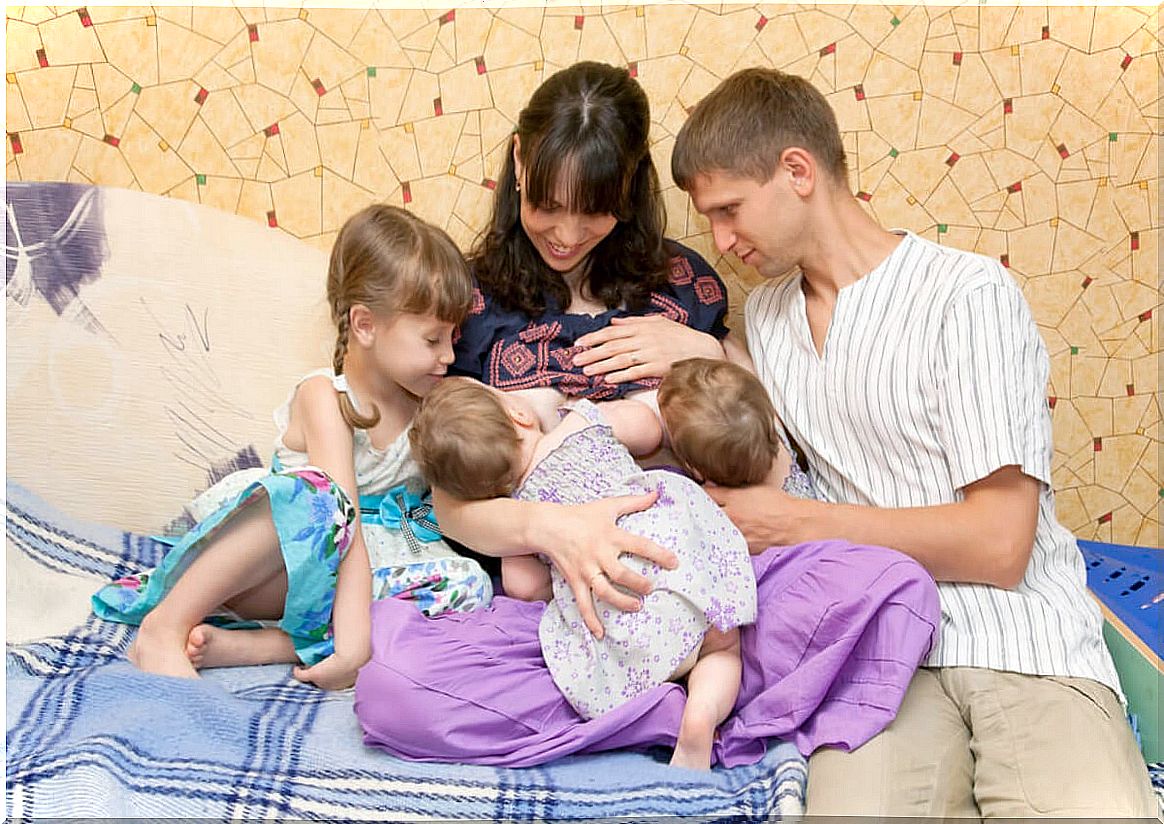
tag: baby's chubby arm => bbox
[593,398,663,457]
[501,555,553,602]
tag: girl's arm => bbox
[595,398,663,457]
[501,555,553,602]
[284,376,372,690]
[431,487,676,639]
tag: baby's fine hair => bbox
[328,204,473,429]
[658,358,780,487]
[410,377,522,501]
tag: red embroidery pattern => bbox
[518,320,562,343]
[500,341,537,376]
[668,255,695,286]
[470,288,485,315]
[694,276,724,305]
[649,293,689,325]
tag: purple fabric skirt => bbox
[354,539,939,768]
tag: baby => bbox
[410,359,798,769]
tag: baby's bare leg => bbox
[186,625,298,669]
[131,495,287,679]
[670,627,741,770]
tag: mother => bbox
[354,62,939,767]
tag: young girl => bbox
[409,376,758,769]
[92,204,492,690]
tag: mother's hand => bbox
[573,315,723,384]
[533,490,678,639]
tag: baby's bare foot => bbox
[129,621,200,679]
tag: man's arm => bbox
[707,464,1039,588]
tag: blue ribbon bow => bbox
[360,484,442,551]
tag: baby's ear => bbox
[505,401,536,429]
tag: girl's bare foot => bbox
[129,620,200,679]
[185,624,297,669]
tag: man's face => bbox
[687,169,803,280]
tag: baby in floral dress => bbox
[411,361,803,770]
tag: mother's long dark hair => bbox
[470,61,669,317]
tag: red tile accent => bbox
[433,97,443,116]
[1007,181,1022,193]
[266,210,277,228]
[756,14,768,31]
[248,24,259,42]
[475,56,487,75]
[1139,309,1152,322]
[1093,437,1103,452]
[574,15,584,29]
[856,190,871,201]
[103,134,120,147]
[1000,254,1010,268]
[1042,26,1049,39]
[628,62,637,78]
[1127,383,1136,397]
[1081,276,1093,289]
[1057,143,1069,158]
[78,8,92,26]
[1047,395,1057,409]
[1098,511,1112,524]
[854,84,865,101]
[36,48,48,68]
[482,178,496,190]
[1003,98,1013,114]
[953,51,963,65]
[1121,54,1132,70]
[9,133,23,154]
[264,123,279,137]
[820,42,836,56]
[946,152,960,166]
[440,9,455,24]
[194,87,208,105]
[312,78,326,96]
[402,182,412,204]
[1130,231,1140,251]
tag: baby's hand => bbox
[292,653,363,690]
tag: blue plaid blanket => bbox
[5,482,807,820]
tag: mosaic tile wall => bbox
[6,3,1160,545]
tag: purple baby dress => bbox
[520,399,755,718]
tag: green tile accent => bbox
[131,82,141,94]
[889,148,899,158]
[891,16,900,25]
[1070,345,1079,355]
[196,174,206,185]
[1109,132,1118,141]
[367,67,377,77]
[937,224,948,233]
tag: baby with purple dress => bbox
[410,359,815,769]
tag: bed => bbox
[5,181,806,820]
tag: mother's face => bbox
[514,143,618,275]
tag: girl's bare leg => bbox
[186,625,298,669]
[130,495,288,679]
[670,627,741,770]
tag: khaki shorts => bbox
[806,666,1158,818]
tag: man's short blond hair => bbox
[409,377,521,500]
[658,358,780,487]
[672,67,848,189]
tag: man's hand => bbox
[705,484,818,555]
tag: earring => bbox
[515,182,521,192]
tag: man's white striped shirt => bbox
[745,231,1121,697]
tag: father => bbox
[671,67,1155,817]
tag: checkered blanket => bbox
[5,482,807,820]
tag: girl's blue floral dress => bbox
[92,369,493,665]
